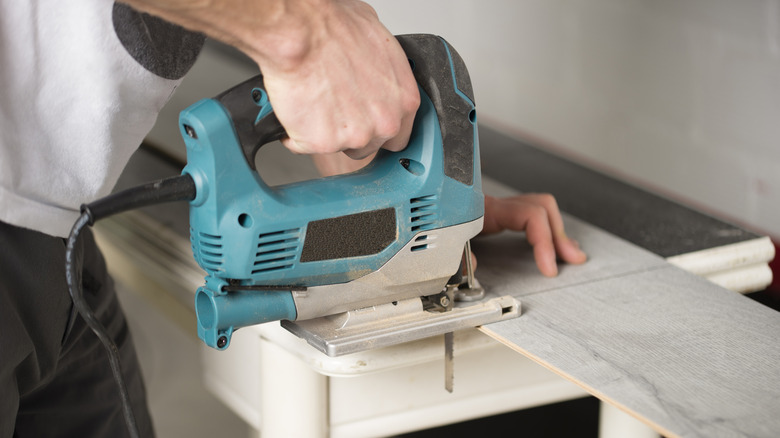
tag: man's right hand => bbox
[122,0,420,159]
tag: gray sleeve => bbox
[112,2,206,80]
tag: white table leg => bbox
[259,338,329,437]
[599,401,658,438]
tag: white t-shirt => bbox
[0,0,203,237]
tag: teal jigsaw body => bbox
[180,34,484,350]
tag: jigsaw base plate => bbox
[282,293,521,357]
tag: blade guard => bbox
[180,34,483,349]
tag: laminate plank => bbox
[475,219,780,438]
[471,215,666,298]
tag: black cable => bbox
[66,212,140,438]
[81,174,196,225]
[65,174,196,437]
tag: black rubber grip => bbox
[216,75,287,170]
[396,34,476,186]
[217,34,476,181]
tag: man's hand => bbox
[482,194,587,277]
[122,0,420,159]
[255,1,421,159]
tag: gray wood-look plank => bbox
[471,215,667,298]
[475,216,780,438]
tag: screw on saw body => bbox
[184,124,197,139]
[422,278,457,312]
[422,287,455,313]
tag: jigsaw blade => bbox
[445,331,454,393]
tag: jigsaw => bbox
[179,34,521,357]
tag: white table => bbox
[96,133,774,437]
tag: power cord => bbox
[65,174,196,438]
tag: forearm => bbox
[119,0,326,70]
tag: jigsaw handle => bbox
[398,34,476,185]
[214,74,286,170]
[206,34,477,177]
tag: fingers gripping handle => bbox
[198,34,475,175]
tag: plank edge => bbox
[477,325,678,438]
